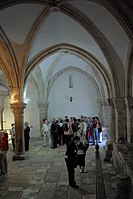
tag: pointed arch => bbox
[0,27,19,88]
[125,43,133,97]
[25,43,114,99]
[47,66,102,101]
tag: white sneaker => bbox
[80,169,83,173]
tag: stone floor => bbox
[0,137,119,199]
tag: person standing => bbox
[59,119,65,145]
[42,119,50,147]
[0,131,9,175]
[50,119,56,148]
[77,138,89,173]
[63,119,74,146]
[65,135,80,188]
[24,122,30,151]
[10,123,15,152]
[71,117,79,136]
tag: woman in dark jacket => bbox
[24,122,30,151]
[65,136,80,188]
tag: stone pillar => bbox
[36,102,47,136]
[0,105,4,130]
[107,98,116,141]
[0,91,8,130]
[113,98,126,142]
[97,100,102,122]
[98,100,110,127]
[10,101,26,160]
[125,97,133,143]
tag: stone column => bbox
[99,100,110,127]
[113,98,126,141]
[97,100,102,122]
[36,102,47,136]
[0,106,4,130]
[0,91,8,130]
[107,98,116,141]
[10,101,26,160]
[125,97,133,143]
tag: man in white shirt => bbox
[42,119,50,147]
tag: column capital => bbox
[113,98,126,109]
[100,99,108,106]
[36,101,46,109]
[10,101,27,115]
[107,98,114,106]
[125,97,133,109]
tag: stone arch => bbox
[47,66,106,101]
[0,1,132,42]
[0,1,129,99]
[61,4,124,97]
[25,44,114,99]
[0,28,19,88]
[4,1,123,98]
[125,43,133,97]
[24,67,45,102]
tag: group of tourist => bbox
[0,115,102,182]
[41,115,103,148]
[41,115,103,188]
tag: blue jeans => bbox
[94,128,98,143]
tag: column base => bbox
[12,154,26,161]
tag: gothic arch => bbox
[25,44,114,99]
[0,1,123,98]
[125,43,133,97]
[0,0,132,42]
[0,28,18,88]
[47,66,102,101]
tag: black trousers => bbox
[11,138,15,151]
[65,158,76,185]
[77,154,85,168]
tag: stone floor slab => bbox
[0,138,122,199]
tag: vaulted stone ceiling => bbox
[0,0,133,100]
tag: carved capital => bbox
[100,100,108,106]
[125,97,133,109]
[113,98,126,110]
[9,86,23,102]
[10,101,27,116]
[36,102,46,109]
[107,98,114,106]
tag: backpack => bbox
[72,122,78,132]
[63,123,68,131]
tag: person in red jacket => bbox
[0,131,9,175]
